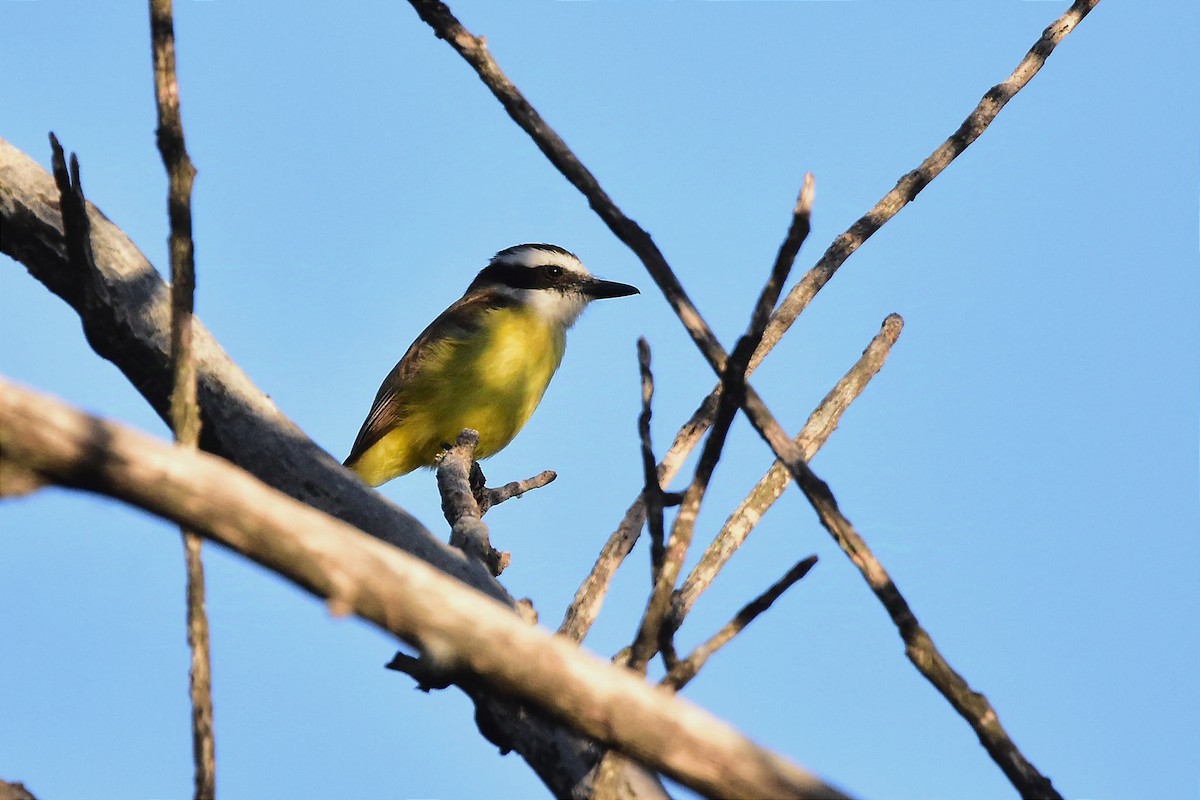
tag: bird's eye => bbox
[545,266,564,279]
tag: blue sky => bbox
[2,2,1197,799]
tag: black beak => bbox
[584,277,640,300]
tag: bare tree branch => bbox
[558,0,1100,644]
[404,3,1095,795]
[479,469,557,514]
[672,314,904,627]
[759,0,1102,363]
[0,138,619,798]
[0,377,852,800]
[437,429,509,577]
[146,1,213,791]
[663,555,819,693]
[627,179,815,673]
[635,338,667,591]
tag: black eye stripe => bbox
[470,262,580,292]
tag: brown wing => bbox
[343,288,518,465]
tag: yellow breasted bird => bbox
[344,243,639,486]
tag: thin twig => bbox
[148,2,212,796]
[625,372,736,674]
[478,470,557,515]
[672,314,903,628]
[0,378,852,800]
[636,339,667,585]
[758,0,1102,368]
[626,178,815,673]
[557,0,1099,645]
[748,174,815,341]
[663,556,818,692]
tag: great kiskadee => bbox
[344,243,639,487]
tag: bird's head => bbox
[468,243,639,327]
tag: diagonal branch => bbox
[662,555,819,693]
[0,377,852,800]
[553,0,1100,643]
[758,0,1101,363]
[671,314,903,628]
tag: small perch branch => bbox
[663,555,818,692]
[437,430,509,576]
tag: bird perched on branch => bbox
[344,243,639,487]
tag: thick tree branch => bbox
[0,377,851,800]
[0,136,488,594]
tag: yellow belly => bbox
[351,307,566,485]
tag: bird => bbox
[344,243,639,487]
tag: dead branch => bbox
[0,377,851,800]
[146,1,214,789]
[627,179,814,673]
[663,556,819,692]
[437,429,509,576]
[0,137,615,798]
[478,469,557,514]
[403,2,1094,794]
[672,314,904,627]
[558,0,1100,644]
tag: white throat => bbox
[518,287,590,328]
